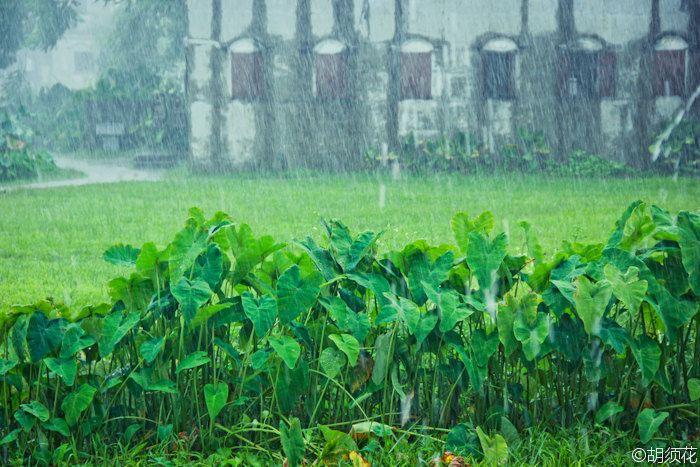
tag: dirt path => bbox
[3,156,164,190]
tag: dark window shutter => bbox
[483,51,515,99]
[231,51,264,100]
[400,52,432,100]
[315,53,347,99]
[654,49,686,97]
[598,50,616,98]
[571,51,598,98]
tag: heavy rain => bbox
[0,1,699,465]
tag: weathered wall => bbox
[187,0,694,170]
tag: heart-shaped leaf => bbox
[98,311,140,358]
[204,382,228,420]
[172,277,212,324]
[637,408,669,443]
[476,426,509,465]
[573,276,612,336]
[329,334,360,366]
[280,417,305,467]
[44,357,78,386]
[595,400,624,424]
[319,347,346,379]
[43,418,69,437]
[59,323,95,359]
[688,378,700,402]
[0,358,17,376]
[451,211,495,254]
[61,384,96,426]
[466,232,507,292]
[414,313,438,347]
[276,265,321,324]
[176,351,211,374]
[631,335,661,387]
[269,335,301,369]
[513,313,549,361]
[139,337,164,364]
[27,312,64,363]
[21,401,50,422]
[604,264,647,312]
[241,292,277,337]
[678,211,700,295]
[103,244,140,266]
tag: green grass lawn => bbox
[0,173,698,311]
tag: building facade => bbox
[186,0,699,170]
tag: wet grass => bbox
[0,173,698,310]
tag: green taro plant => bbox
[0,201,698,464]
[0,111,55,182]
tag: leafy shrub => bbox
[367,129,634,176]
[0,111,55,181]
[650,118,700,176]
[553,149,630,177]
[0,202,698,463]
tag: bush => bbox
[0,202,698,463]
[0,111,55,182]
[650,118,700,176]
[366,129,634,177]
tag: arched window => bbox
[654,35,688,97]
[482,37,518,100]
[400,39,433,100]
[230,39,264,101]
[314,39,348,99]
[558,36,616,98]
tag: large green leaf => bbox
[241,292,277,337]
[0,358,17,375]
[423,283,473,333]
[329,334,360,366]
[27,312,64,363]
[176,351,211,374]
[269,335,301,369]
[371,332,392,385]
[445,423,481,458]
[59,323,95,359]
[466,232,508,291]
[139,337,164,364]
[319,347,346,379]
[677,211,700,295]
[203,382,228,420]
[688,378,700,402]
[44,357,78,386]
[198,244,224,290]
[414,313,438,347]
[280,417,305,467]
[604,264,647,313]
[380,294,420,335]
[406,250,453,305]
[21,400,50,422]
[171,277,212,324]
[167,225,208,283]
[98,311,140,358]
[513,312,549,361]
[276,265,321,324]
[637,408,669,443]
[103,244,140,266]
[346,273,391,307]
[61,384,96,427]
[630,335,661,387]
[573,276,612,336]
[595,401,624,424]
[325,220,381,273]
[43,418,69,437]
[297,236,338,281]
[476,426,508,465]
[451,211,494,254]
[619,203,655,251]
[130,372,178,394]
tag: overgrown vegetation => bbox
[366,129,632,177]
[1,200,698,464]
[0,111,55,181]
[650,118,700,176]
